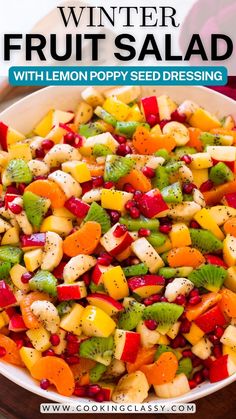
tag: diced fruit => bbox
[100,223,133,257]
[183,322,205,345]
[188,264,227,292]
[167,247,205,268]
[136,321,160,348]
[189,108,221,131]
[143,302,184,335]
[223,193,236,209]
[81,305,116,337]
[209,162,234,185]
[63,222,101,257]
[194,208,224,240]
[25,179,66,208]
[0,334,23,366]
[103,97,130,121]
[210,206,236,226]
[209,355,236,383]
[9,264,29,292]
[64,197,90,218]
[19,347,42,371]
[102,266,129,300]
[30,300,60,333]
[9,314,26,332]
[220,325,236,350]
[40,216,72,236]
[63,255,96,283]
[131,238,164,273]
[0,280,16,308]
[20,291,51,329]
[163,122,189,146]
[169,223,191,247]
[82,132,118,155]
[79,336,114,366]
[154,373,190,398]
[1,227,20,246]
[223,234,236,267]
[190,229,223,254]
[86,293,123,316]
[104,86,140,104]
[118,298,144,331]
[185,292,221,321]
[223,345,236,365]
[140,351,178,385]
[101,189,133,213]
[60,303,84,335]
[128,275,165,298]
[114,329,140,363]
[104,155,135,183]
[225,266,236,292]
[21,233,46,249]
[157,95,177,120]
[8,143,32,162]
[112,371,149,403]
[138,189,169,218]
[48,170,81,199]
[26,326,51,352]
[195,305,226,333]
[29,270,57,296]
[62,161,91,183]
[192,336,213,360]
[189,152,213,169]
[165,278,194,302]
[57,282,87,301]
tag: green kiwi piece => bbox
[153,166,169,190]
[104,155,135,182]
[89,282,105,293]
[84,202,111,234]
[161,182,183,204]
[176,267,193,277]
[92,144,113,157]
[79,123,102,138]
[177,357,193,379]
[147,232,167,247]
[154,344,179,361]
[89,363,107,383]
[188,264,226,292]
[209,162,234,185]
[123,263,148,277]
[161,251,169,265]
[189,229,223,253]
[57,301,74,317]
[183,194,194,201]
[118,299,144,331]
[158,267,177,279]
[154,149,170,162]
[79,336,114,366]
[29,270,57,296]
[0,261,12,280]
[143,302,184,334]
[0,246,22,264]
[119,216,159,231]
[165,161,183,174]
[6,159,32,184]
[94,106,117,127]
[174,146,197,158]
[23,191,50,229]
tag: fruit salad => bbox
[0,86,236,403]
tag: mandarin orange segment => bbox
[20,291,51,329]
[127,346,156,374]
[70,358,96,385]
[0,334,24,366]
[25,179,66,208]
[63,221,101,257]
[185,292,222,321]
[223,217,236,237]
[203,179,236,206]
[30,356,75,396]
[219,288,236,318]
[187,127,203,151]
[167,247,205,268]
[117,169,152,193]
[140,352,178,385]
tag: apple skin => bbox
[87,293,123,316]
[64,197,90,218]
[141,96,159,120]
[9,314,27,332]
[209,355,235,383]
[0,121,8,151]
[223,192,236,209]
[109,232,134,257]
[0,280,17,308]
[57,282,87,301]
[100,223,134,258]
[138,189,169,218]
[91,264,112,285]
[128,275,165,298]
[20,233,46,248]
[4,194,19,209]
[115,329,140,363]
[194,304,226,334]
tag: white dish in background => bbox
[0,85,236,404]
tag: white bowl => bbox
[0,85,236,404]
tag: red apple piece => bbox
[64,197,90,218]
[86,293,123,316]
[128,275,165,298]
[57,282,87,301]
[209,355,236,383]
[0,280,17,308]
[114,329,140,363]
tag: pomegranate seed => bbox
[74,135,83,148]
[180,155,192,164]
[203,357,214,369]
[188,295,202,305]
[209,334,219,344]
[189,288,199,298]
[18,183,26,194]
[109,210,120,224]
[171,110,187,123]
[189,379,197,390]
[66,333,78,343]
[50,334,60,346]
[64,132,75,144]
[160,296,168,302]
[144,319,158,330]
[21,272,33,284]
[0,346,6,357]
[66,356,80,365]
[202,368,209,379]
[87,384,101,397]
[97,253,113,266]
[175,295,186,306]
[42,139,54,151]
[123,183,135,194]
[146,114,159,127]
[81,180,93,195]
[6,186,19,195]
[95,391,105,403]
[43,349,55,356]
[193,371,203,385]
[215,325,224,338]
[142,166,155,178]
[182,349,193,358]
[159,224,172,234]
[151,294,162,303]
[192,356,202,368]
[0,200,4,208]
[171,335,186,349]
[180,318,191,333]
[143,298,154,306]
[116,144,132,156]
[67,341,79,355]
[9,203,22,214]
[125,200,137,211]
[74,385,86,397]
[34,175,47,181]
[129,207,140,219]
[190,220,201,229]
[182,182,196,194]
[138,228,151,237]
[35,147,45,158]
[92,176,104,188]
[113,224,127,238]
[103,181,114,189]
[15,339,24,349]
[200,180,214,193]
[213,345,222,358]
[159,119,170,129]
[40,379,50,390]
[133,190,143,202]
[114,135,126,144]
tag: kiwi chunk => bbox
[0,261,12,280]
[153,166,169,190]
[79,123,102,138]
[6,159,32,184]
[79,336,114,366]
[209,162,234,185]
[118,299,144,331]
[92,144,113,157]
[154,344,179,361]
[175,146,197,159]
[23,191,50,229]
[89,363,107,383]
[89,282,105,293]
[161,182,183,204]
[154,149,170,162]
[188,264,226,292]
[123,263,148,277]
[0,246,22,264]
[119,216,159,231]
[29,270,57,296]
[159,266,193,279]
[104,155,135,182]
[143,302,184,334]
[84,202,111,234]
[147,232,167,247]
[57,301,74,317]
[189,229,223,253]
[165,161,183,175]
[177,357,193,379]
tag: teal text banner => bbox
[9,66,227,86]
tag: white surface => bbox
[0,85,236,404]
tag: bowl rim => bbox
[0,84,236,405]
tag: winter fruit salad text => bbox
[0,86,236,402]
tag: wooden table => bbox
[0,374,235,419]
